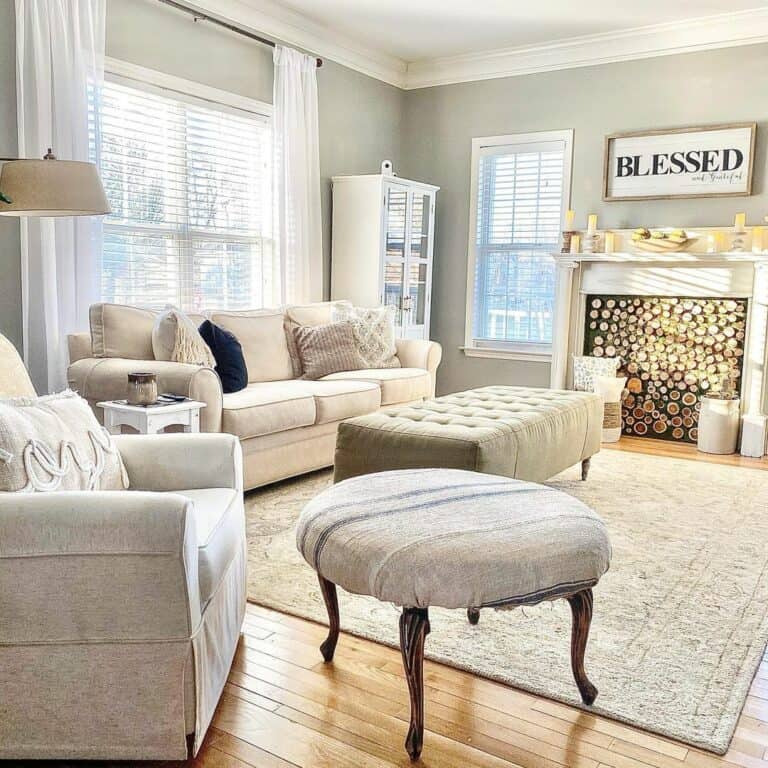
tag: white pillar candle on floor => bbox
[697,397,740,455]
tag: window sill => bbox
[460,346,552,363]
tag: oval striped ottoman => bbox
[296,468,612,761]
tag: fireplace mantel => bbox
[549,249,768,455]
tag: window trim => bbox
[463,129,573,361]
[104,57,273,119]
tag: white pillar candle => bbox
[570,234,581,254]
[587,214,598,235]
[753,226,764,253]
[735,212,746,231]
[604,232,615,254]
[565,209,575,230]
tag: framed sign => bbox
[603,123,756,201]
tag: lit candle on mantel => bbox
[604,231,615,254]
[587,214,598,235]
[565,209,575,230]
[570,234,581,254]
[734,212,746,231]
[753,226,764,253]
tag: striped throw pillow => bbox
[294,321,364,380]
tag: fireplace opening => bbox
[583,295,748,443]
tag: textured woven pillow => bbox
[573,355,621,392]
[152,307,215,367]
[294,321,364,380]
[0,391,128,493]
[332,304,400,369]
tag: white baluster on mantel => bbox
[550,258,580,390]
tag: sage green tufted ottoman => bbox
[334,385,603,484]
[296,468,612,761]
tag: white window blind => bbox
[468,132,571,354]
[90,73,273,312]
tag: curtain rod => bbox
[157,0,323,68]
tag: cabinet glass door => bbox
[385,187,407,261]
[402,190,433,339]
[383,261,405,328]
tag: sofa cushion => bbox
[90,303,156,359]
[284,300,350,327]
[222,381,316,439]
[294,379,381,424]
[152,308,215,367]
[171,487,241,607]
[323,367,431,405]
[209,310,293,384]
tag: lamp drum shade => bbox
[0,158,110,216]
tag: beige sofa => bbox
[0,332,246,760]
[67,301,442,490]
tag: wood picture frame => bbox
[603,123,756,201]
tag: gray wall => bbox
[401,43,768,395]
[0,0,21,350]
[0,0,403,350]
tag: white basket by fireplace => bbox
[595,376,628,443]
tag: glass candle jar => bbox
[127,372,158,406]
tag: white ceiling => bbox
[262,0,764,62]
[203,0,768,87]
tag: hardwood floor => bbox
[182,602,768,768]
[12,441,768,767]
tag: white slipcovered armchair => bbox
[0,333,246,760]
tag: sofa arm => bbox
[396,338,442,398]
[68,357,223,432]
[0,490,200,644]
[115,433,243,492]
[67,332,92,364]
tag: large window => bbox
[465,130,572,359]
[91,64,273,312]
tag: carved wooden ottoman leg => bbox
[318,575,340,662]
[581,457,591,481]
[467,607,480,625]
[566,588,597,704]
[400,607,430,761]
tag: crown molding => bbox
[172,0,408,88]
[404,8,768,90]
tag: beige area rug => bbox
[244,450,768,754]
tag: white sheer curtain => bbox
[273,45,323,304]
[15,0,105,393]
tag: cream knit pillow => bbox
[152,307,215,367]
[331,304,400,369]
[0,391,128,493]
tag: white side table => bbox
[98,400,206,435]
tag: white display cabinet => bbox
[331,174,439,340]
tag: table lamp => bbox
[0,149,110,216]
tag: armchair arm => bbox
[115,433,243,492]
[0,490,200,644]
[395,338,442,398]
[67,332,92,364]
[68,357,223,432]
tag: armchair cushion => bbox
[0,391,128,492]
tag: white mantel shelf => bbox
[549,247,768,456]
[553,251,768,264]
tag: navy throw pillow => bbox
[199,320,248,394]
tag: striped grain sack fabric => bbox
[296,468,611,610]
[294,320,364,380]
